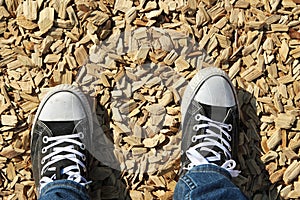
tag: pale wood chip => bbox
[282,0,297,7]
[174,56,190,72]
[261,150,278,163]
[37,7,54,35]
[44,54,61,63]
[282,147,298,160]
[159,90,173,107]
[235,0,250,8]
[74,45,88,66]
[278,74,294,84]
[290,47,300,58]
[267,129,282,150]
[0,6,10,19]
[246,21,265,29]
[0,145,25,159]
[1,115,18,126]
[131,147,148,155]
[242,55,255,67]
[125,7,137,24]
[23,0,37,20]
[270,168,286,184]
[146,104,165,115]
[274,113,296,129]
[279,40,289,62]
[240,66,262,82]
[17,55,35,67]
[283,160,300,184]
[196,6,211,26]
[281,185,293,199]
[129,190,143,200]
[271,24,289,32]
[16,16,38,30]
[163,49,178,65]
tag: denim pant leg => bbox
[174,164,247,200]
[39,180,90,200]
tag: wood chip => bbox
[74,45,88,66]
[279,40,289,62]
[283,160,300,184]
[267,129,282,150]
[16,16,38,30]
[270,168,286,184]
[241,66,262,81]
[23,0,37,21]
[290,48,300,59]
[44,54,61,63]
[274,113,296,129]
[261,150,278,163]
[174,56,190,72]
[1,115,18,126]
[37,7,54,35]
[271,24,289,32]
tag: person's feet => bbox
[30,85,93,194]
[180,67,240,177]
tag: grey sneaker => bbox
[180,67,240,177]
[30,85,93,194]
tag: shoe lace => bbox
[40,132,91,191]
[184,114,240,177]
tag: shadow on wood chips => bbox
[233,89,276,199]
[89,103,130,200]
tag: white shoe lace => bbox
[40,132,90,191]
[184,114,240,177]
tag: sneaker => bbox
[30,84,93,194]
[180,67,240,177]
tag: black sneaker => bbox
[180,67,240,177]
[31,85,93,195]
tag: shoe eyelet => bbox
[82,155,86,161]
[193,125,199,131]
[41,158,45,164]
[43,136,49,143]
[195,114,201,121]
[228,135,232,141]
[83,167,87,172]
[192,136,197,142]
[80,143,86,150]
[227,124,232,131]
[42,147,47,154]
[79,132,84,139]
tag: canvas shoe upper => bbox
[30,85,93,194]
[180,67,240,177]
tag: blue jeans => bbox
[39,164,247,200]
[39,180,89,200]
[174,164,247,200]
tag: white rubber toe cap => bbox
[39,92,86,121]
[194,76,236,107]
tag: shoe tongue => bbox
[43,121,76,136]
[198,103,231,164]
[201,103,229,123]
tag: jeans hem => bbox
[40,180,89,199]
[186,164,232,179]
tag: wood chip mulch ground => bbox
[1,0,300,199]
